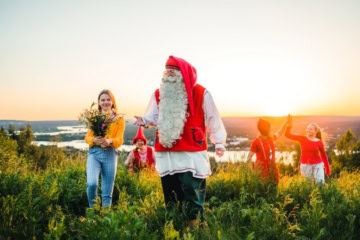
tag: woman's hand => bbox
[101,139,112,148]
[94,137,105,146]
[276,114,293,138]
[286,114,293,128]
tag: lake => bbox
[32,140,295,164]
[31,125,295,163]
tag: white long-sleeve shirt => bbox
[142,89,227,179]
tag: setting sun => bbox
[204,53,322,118]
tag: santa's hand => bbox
[215,148,225,157]
[134,116,145,126]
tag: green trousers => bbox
[161,172,206,220]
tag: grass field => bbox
[1,151,360,240]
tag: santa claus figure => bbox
[135,56,227,226]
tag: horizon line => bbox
[1,114,360,122]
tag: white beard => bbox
[158,71,188,148]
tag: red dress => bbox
[250,137,280,184]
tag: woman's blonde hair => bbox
[97,89,117,113]
[308,123,323,140]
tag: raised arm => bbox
[274,117,290,139]
[284,117,304,142]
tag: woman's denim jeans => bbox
[87,146,118,207]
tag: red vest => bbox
[154,84,207,152]
[133,146,155,168]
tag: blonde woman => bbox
[285,115,330,184]
[85,89,125,207]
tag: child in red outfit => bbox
[125,127,156,172]
[247,118,288,184]
[285,115,330,184]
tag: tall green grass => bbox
[1,154,360,239]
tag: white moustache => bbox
[162,76,179,83]
[161,70,183,83]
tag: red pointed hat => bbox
[257,119,271,136]
[132,127,147,144]
[165,56,197,116]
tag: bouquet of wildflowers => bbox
[79,102,117,137]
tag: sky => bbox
[0,0,359,120]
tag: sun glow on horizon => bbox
[204,53,320,118]
[262,104,292,117]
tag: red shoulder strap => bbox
[155,89,160,105]
[147,147,154,165]
[133,149,140,164]
[193,84,205,93]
